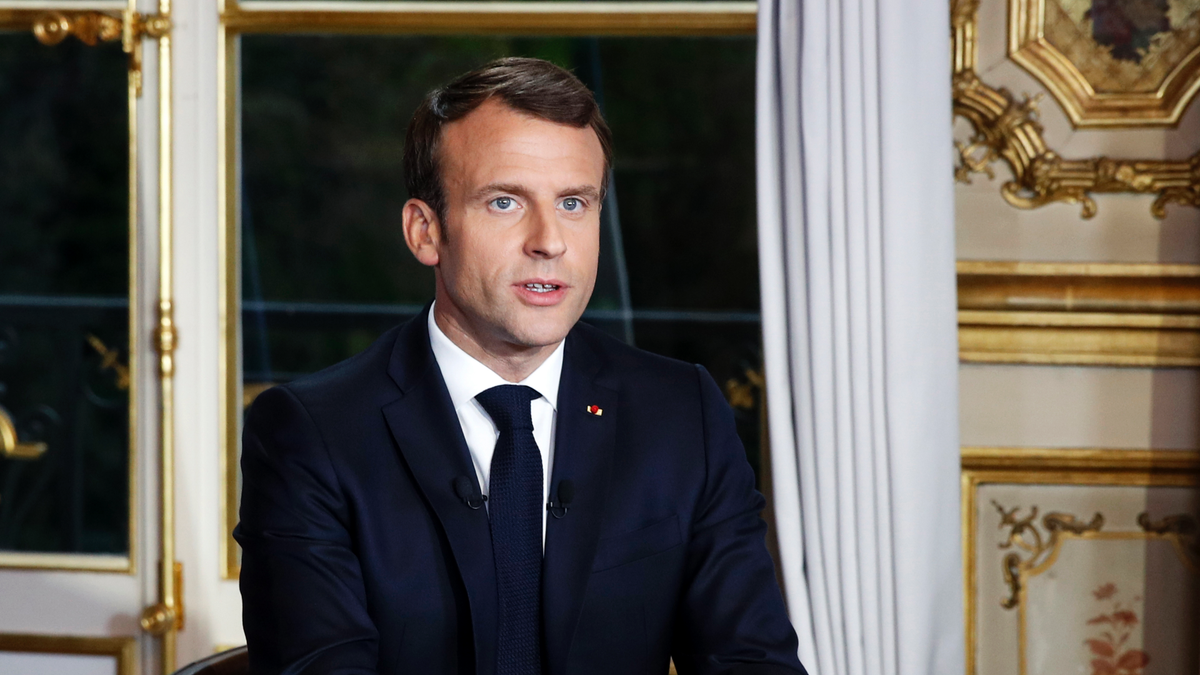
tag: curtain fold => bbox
[756,0,963,673]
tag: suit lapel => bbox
[542,331,617,675]
[382,309,498,675]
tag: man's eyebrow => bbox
[471,183,531,201]
[558,185,601,200]
[470,183,602,201]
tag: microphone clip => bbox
[454,476,488,510]
[546,479,574,519]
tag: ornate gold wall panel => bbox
[961,447,1200,675]
[951,0,1200,218]
[957,261,1200,366]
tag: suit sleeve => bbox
[671,366,808,675]
[235,385,380,675]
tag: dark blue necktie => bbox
[476,384,543,675]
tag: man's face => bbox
[414,98,604,354]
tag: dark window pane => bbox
[240,34,764,481]
[0,34,130,555]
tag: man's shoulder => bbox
[569,320,704,392]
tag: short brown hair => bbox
[403,57,614,224]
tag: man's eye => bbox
[491,197,515,211]
[561,197,581,212]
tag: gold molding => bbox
[951,0,1200,218]
[0,633,136,675]
[961,447,1200,675]
[957,261,1200,366]
[221,1,757,36]
[1008,0,1200,127]
[963,446,1200,473]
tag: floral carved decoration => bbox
[993,501,1104,608]
[1086,582,1150,675]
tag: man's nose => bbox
[525,203,567,259]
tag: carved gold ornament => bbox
[951,0,1200,218]
[993,501,1104,608]
[31,10,170,97]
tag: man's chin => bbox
[503,313,579,350]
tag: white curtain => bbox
[755,0,963,672]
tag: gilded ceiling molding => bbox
[951,0,1200,218]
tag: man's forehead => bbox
[440,100,605,184]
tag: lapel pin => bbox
[586,405,603,416]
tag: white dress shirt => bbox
[427,304,563,545]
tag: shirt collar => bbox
[427,301,564,411]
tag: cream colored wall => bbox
[960,365,1200,449]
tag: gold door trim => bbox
[961,447,1200,675]
[957,261,1200,366]
[0,633,136,675]
[141,0,180,667]
[217,0,758,580]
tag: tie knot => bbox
[476,384,538,433]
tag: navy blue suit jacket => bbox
[236,307,805,675]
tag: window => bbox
[219,1,763,576]
[0,30,132,560]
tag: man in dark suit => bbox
[236,57,805,675]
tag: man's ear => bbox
[402,198,442,267]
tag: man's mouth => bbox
[523,282,561,294]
